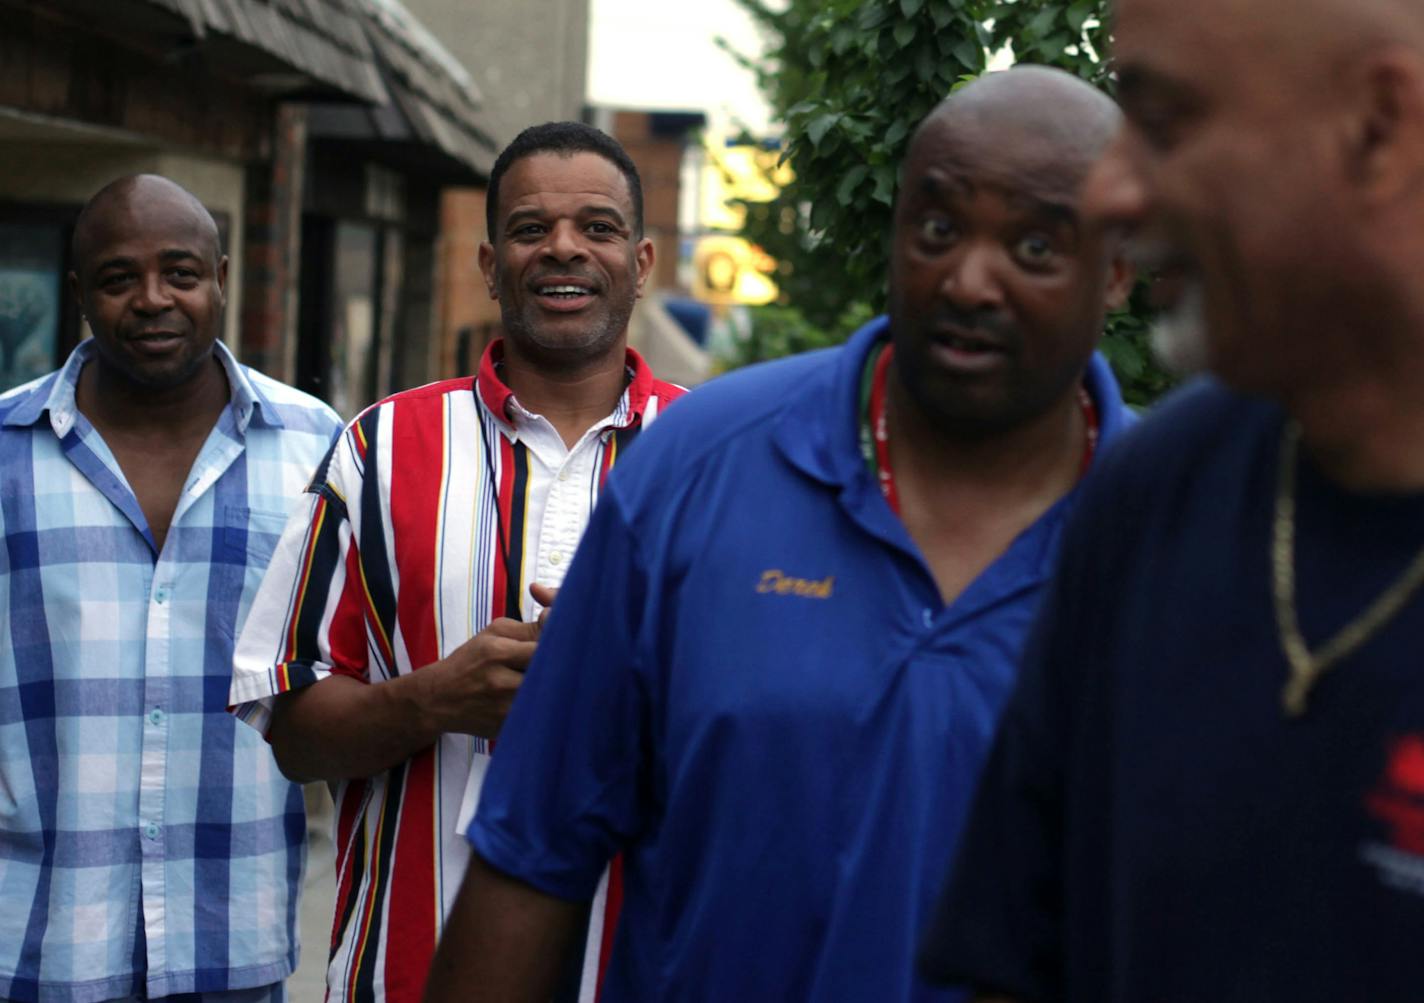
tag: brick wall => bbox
[437,188,502,378]
[612,111,688,294]
[239,105,306,382]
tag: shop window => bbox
[297,216,403,419]
[0,214,76,392]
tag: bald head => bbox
[71,174,221,271]
[1134,0,1424,51]
[67,173,230,395]
[904,67,1121,204]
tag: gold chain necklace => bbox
[1272,421,1424,716]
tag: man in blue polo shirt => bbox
[424,67,1133,1003]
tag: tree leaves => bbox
[724,0,1172,401]
[807,113,841,149]
[836,164,870,206]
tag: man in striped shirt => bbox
[0,175,342,1002]
[229,122,685,1003]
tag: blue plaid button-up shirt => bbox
[0,339,341,1003]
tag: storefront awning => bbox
[306,0,498,182]
[51,0,394,104]
[22,0,497,181]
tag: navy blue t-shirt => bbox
[920,379,1424,1002]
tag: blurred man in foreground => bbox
[921,1,1424,999]
[425,67,1134,1003]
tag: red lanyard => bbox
[862,342,1100,516]
[866,342,900,514]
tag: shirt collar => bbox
[1,338,281,437]
[474,336,657,431]
[772,315,1134,489]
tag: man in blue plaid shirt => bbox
[0,175,341,1003]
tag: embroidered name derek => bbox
[756,569,835,599]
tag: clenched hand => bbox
[419,618,539,738]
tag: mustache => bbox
[527,270,601,288]
[927,307,1019,348]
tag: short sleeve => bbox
[229,430,374,735]
[467,481,653,901]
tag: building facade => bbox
[0,0,495,416]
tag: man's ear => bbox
[216,254,229,304]
[67,270,82,314]
[634,238,655,298]
[1342,46,1424,205]
[1104,253,1135,312]
[477,242,499,300]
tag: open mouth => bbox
[926,325,1011,373]
[1125,235,1197,313]
[532,280,597,313]
[1146,259,1197,314]
[537,284,594,299]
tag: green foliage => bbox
[724,302,876,369]
[724,0,1173,404]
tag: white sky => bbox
[587,0,778,137]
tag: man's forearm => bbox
[424,852,583,1003]
[268,618,537,782]
[269,672,441,782]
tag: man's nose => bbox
[542,220,588,261]
[941,243,1006,312]
[132,272,175,314]
[1080,134,1150,231]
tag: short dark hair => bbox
[485,121,644,241]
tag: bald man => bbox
[0,175,340,1002]
[920,2,1424,1001]
[422,67,1133,1003]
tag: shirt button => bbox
[154,587,170,605]
[148,708,164,726]
[922,608,934,628]
[549,551,563,566]
[144,823,160,840]
[558,469,569,482]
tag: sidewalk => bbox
[289,785,337,1003]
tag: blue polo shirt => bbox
[468,317,1131,1002]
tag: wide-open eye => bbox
[1013,234,1058,268]
[918,215,957,248]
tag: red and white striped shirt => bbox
[230,340,685,1002]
